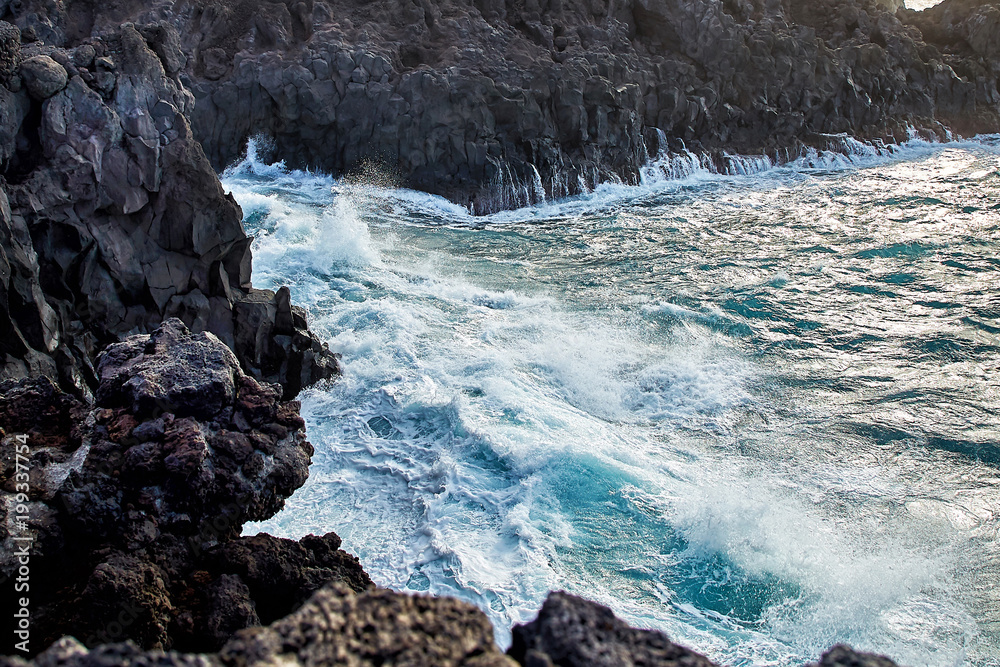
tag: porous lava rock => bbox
[0,584,518,667]
[0,320,368,653]
[508,591,721,667]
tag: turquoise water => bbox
[231,137,1000,666]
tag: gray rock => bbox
[220,583,517,667]
[19,54,67,99]
[0,20,20,86]
[0,23,338,399]
[963,5,1000,60]
[95,318,240,419]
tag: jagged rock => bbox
[233,288,341,400]
[221,583,517,667]
[56,319,313,544]
[509,591,721,667]
[0,320,360,653]
[204,532,373,625]
[26,0,989,213]
[1,584,516,666]
[962,4,1000,60]
[811,645,901,667]
[0,23,338,398]
[19,55,67,99]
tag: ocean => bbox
[230,136,1000,667]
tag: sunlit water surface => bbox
[232,137,1000,666]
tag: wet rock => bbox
[80,0,990,213]
[233,288,341,400]
[509,591,721,667]
[19,54,67,100]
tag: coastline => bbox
[2,0,998,663]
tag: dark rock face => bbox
[0,320,368,653]
[0,21,21,84]
[0,21,338,398]
[7,0,997,212]
[509,591,721,667]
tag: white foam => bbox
[232,139,1000,666]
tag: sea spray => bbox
[230,138,1000,666]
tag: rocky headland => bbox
[1,0,997,663]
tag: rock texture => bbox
[4,0,998,212]
[0,588,906,667]
[0,20,338,397]
[0,584,517,667]
[0,320,368,653]
[509,592,720,667]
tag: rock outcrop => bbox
[0,320,367,653]
[0,20,338,397]
[509,592,720,667]
[0,584,518,667]
[4,0,998,212]
[0,584,905,667]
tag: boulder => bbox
[19,54,67,100]
[509,591,721,667]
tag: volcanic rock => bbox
[509,591,720,667]
[0,320,365,652]
[9,0,994,212]
[811,644,903,667]
[19,54,66,99]
[0,21,19,85]
[0,584,516,667]
[0,23,339,397]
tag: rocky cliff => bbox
[3,0,998,212]
[0,0,990,664]
[0,19,338,397]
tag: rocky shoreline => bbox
[4,0,999,213]
[1,0,997,663]
[0,326,905,666]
